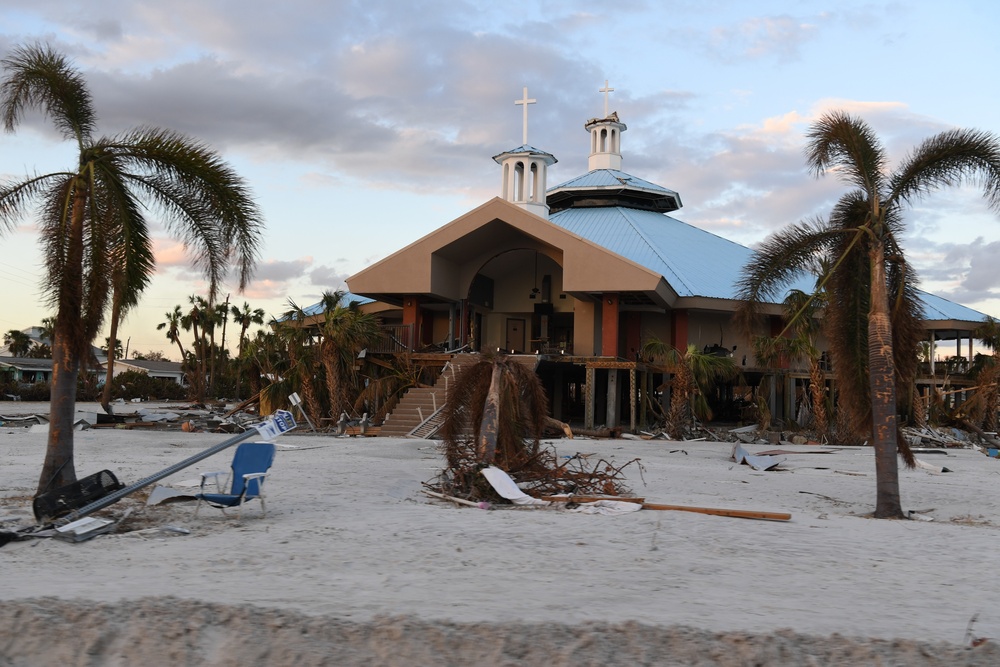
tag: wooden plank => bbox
[422,490,481,507]
[540,495,788,521]
[640,503,791,522]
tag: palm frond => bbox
[890,128,1000,211]
[805,111,887,197]
[0,43,96,142]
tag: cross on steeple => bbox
[600,79,614,118]
[515,86,536,144]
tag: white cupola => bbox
[493,87,556,218]
[585,80,626,171]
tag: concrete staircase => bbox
[379,354,476,438]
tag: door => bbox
[505,318,525,353]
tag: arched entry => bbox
[462,247,568,354]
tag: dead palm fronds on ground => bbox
[436,356,638,502]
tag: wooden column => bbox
[601,293,620,357]
[585,366,596,429]
[629,368,637,432]
[403,296,420,350]
[606,369,619,427]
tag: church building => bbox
[345,84,989,433]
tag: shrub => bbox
[110,370,188,401]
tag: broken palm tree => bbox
[433,356,639,503]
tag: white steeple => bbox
[586,79,626,171]
[493,86,556,218]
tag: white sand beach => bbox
[2,402,1000,665]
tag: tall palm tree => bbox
[3,329,33,357]
[736,111,1000,518]
[0,44,262,495]
[101,262,147,414]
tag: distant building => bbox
[0,356,55,384]
[111,359,187,386]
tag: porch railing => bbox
[369,324,414,354]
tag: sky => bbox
[1,0,999,359]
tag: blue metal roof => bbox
[550,205,988,321]
[549,169,679,198]
[550,206,811,300]
[917,291,988,322]
[278,292,374,322]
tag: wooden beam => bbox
[640,503,791,522]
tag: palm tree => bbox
[158,306,188,364]
[736,111,1000,519]
[641,338,739,440]
[317,290,382,419]
[230,301,265,399]
[275,299,323,425]
[3,329,32,357]
[182,295,213,404]
[101,220,155,414]
[970,317,1000,432]
[752,288,830,436]
[0,44,262,495]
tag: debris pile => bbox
[0,401,263,434]
[432,356,640,503]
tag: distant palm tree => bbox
[317,290,382,418]
[182,295,213,403]
[0,44,263,495]
[3,329,32,357]
[737,111,1000,518]
[642,338,738,439]
[230,301,265,399]
[970,317,1000,432]
[158,306,189,368]
[752,288,830,436]
[275,300,322,425]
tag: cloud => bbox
[706,15,823,63]
[252,257,314,283]
[309,265,350,289]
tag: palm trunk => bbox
[235,324,249,400]
[101,283,123,415]
[667,365,694,440]
[192,321,206,403]
[869,241,904,519]
[38,189,88,496]
[322,342,344,418]
[477,363,503,464]
[808,358,828,435]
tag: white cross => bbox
[514,86,536,145]
[600,79,614,117]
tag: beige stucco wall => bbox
[573,299,597,356]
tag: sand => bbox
[2,401,999,665]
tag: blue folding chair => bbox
[194,442,276,520]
